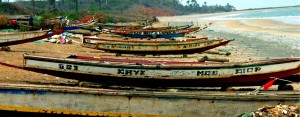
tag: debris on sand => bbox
[238,103,300,117]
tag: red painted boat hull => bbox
[0,30,63,46]
[21,66,300,88]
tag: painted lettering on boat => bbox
[104,45,111,49]
[197,70,218,76]
[235,67,261,74]
[117,69,145,76]
[116,45,131,50]
[103,44,131,50]
[171,71,193,76]
[58,64,78,70]
[182,43,203,48]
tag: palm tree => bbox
[49,0,57,12]
[225,3,235,11]
[75,0,78,13]
[31,0,35,10]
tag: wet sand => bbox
[157,10,300,90]
[158,9,300,59]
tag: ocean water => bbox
[199,7,300,25]
[195,7,300,54]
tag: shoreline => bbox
[156,10,300,90]
[157,8,300,58]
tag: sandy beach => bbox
[0,8,299,90]
[158,9,300,61]
[157,9,300,90]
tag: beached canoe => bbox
[83,35,208,44]
[0,30,63,47]
[112,27,200,39]
[102,25,192,33]
[67,29,100,36]
[0,83,298,116]
[140,24,193,30]
[100,24,144,33]
[64,20,99,31]
[0,83,298,117]
[81,37,232,55]
[21,54,300,88]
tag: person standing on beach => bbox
[29,16,34,27]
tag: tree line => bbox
[0,0,236,23]
[2,0,235,15]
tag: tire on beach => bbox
[278,84,294,91]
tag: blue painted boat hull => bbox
[123,33,184,39]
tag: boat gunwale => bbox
[0,30,49,36]
[23,54,300,70]
[0,30,63,46]
[0,83,299,100]
[83,36,209,43]
[115,27,200,33]
[93,39,226,46]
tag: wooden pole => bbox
[198,56,229,62]
[75,0,78,13]
[203,50,231,56]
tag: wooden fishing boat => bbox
[64,20,99,31]
[20,54,300,88]
[112,27,200,34]
[112,27,200,39]
[83,35,208,44]
[67,29,100,36]
[81,37,233,55]
[139,24,193,30]
[0,30,63,47]
[0,83,298,116]
[102,24,192,33]
[100,24,144,32]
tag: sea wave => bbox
[198,7,300,25]
[271,16,300,25]
[199,16,300,26]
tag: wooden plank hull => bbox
[123,33,184,38]
[63,26,82,30]
[0,30,48,42]
[282,72,300,82]
[67,29,99,36]
[113,27,200,34]
[22,54,300,87]
[113,27,200,39]
[0,30,63,46]
[0,83,298,116]
[83,36,208,44]
[68,20,99,31]
[139,25,192,30]
[82,39,232,55]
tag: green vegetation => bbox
[0,0,236,23]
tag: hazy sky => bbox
[181,0,300,10]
